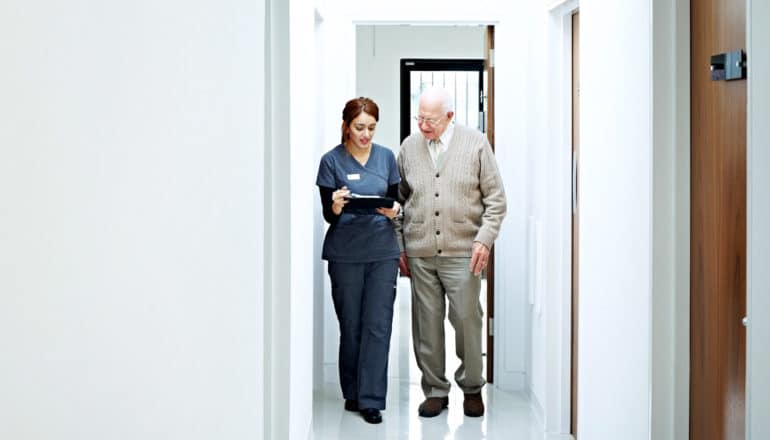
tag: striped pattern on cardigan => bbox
[396,124,507,257]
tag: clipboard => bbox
[344,193,395,209]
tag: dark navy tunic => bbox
[316,144,400,263]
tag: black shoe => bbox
[344,400,359,412]
[359,408,382,424]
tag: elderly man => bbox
[397,87,506,418]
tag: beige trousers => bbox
[409,256,485,397]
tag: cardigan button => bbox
[435,192,439,197]
[435,173,439,178]
[435,211,439,216]
[437,249,442,254]
[436,231,440,235]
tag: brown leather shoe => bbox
[418,396,449,417]
[463,392,485,417]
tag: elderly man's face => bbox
[417,99,453,141]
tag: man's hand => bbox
[469,241,489,276]
[376,201,401,219]
[399,252,411,277]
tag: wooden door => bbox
[571,11,580,437]
[690,0,747,438]
[485,24,495,384]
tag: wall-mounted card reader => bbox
[710,50,746,81]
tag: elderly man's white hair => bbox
[420,87,455,114]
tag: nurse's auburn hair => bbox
[341,97,380,144]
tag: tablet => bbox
[345,193,396,209]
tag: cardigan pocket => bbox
[405,210,424,224]
[404,219,427,245]
[452,207,467,223]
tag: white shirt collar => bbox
[438,122,454,147]
[425,122,454,166]
[425,122,454,149]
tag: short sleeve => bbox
[387,149,400,186]
[316,154,336,188]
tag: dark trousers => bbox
[328,259,398,410]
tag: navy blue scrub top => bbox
[316,144,401,263]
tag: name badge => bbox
[347,173,361,181]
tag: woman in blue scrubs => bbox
[316,97,401,424]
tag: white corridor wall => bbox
[577,1,652,438]
[263,0,316,438]
[0,1,262,439]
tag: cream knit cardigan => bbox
[396,124,507,258]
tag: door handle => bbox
[742,316,748,327]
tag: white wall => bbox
[651,2,676,436]
[476,11,533,393]
[526,1,554,425]
[535,5,680,439]
[540,1,578,434]
[671,3,691,439]
[264,0,316,438]
[265,0,290,436]
[312,8,326,393]
[258,1,266,437]
[288,0,316,438]
[356,25,486,152]
[0,1,261,439]
[535,3,680,438]
[578,1,652,439]
[747,0,770,437]
[651,0,690,439]
[313,8,357,386]
[313,15,343,391]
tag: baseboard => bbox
[527,384,574,440]
[493,370,526,391]
[323,363,337,384]
[528,387,545,428]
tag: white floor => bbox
[312,277,546,439]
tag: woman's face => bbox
[346,111,377,150]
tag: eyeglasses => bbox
[413,115,444,126]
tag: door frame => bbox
[570,11,579,437]
[484,24,496,385]
[546,0,578,435]
[746,1,770,437]
[398,58,486,143]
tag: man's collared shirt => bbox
[426,122,455,166]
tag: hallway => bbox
[312,380,542,439]
[312,279,544,439]
[4,1,770,439]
